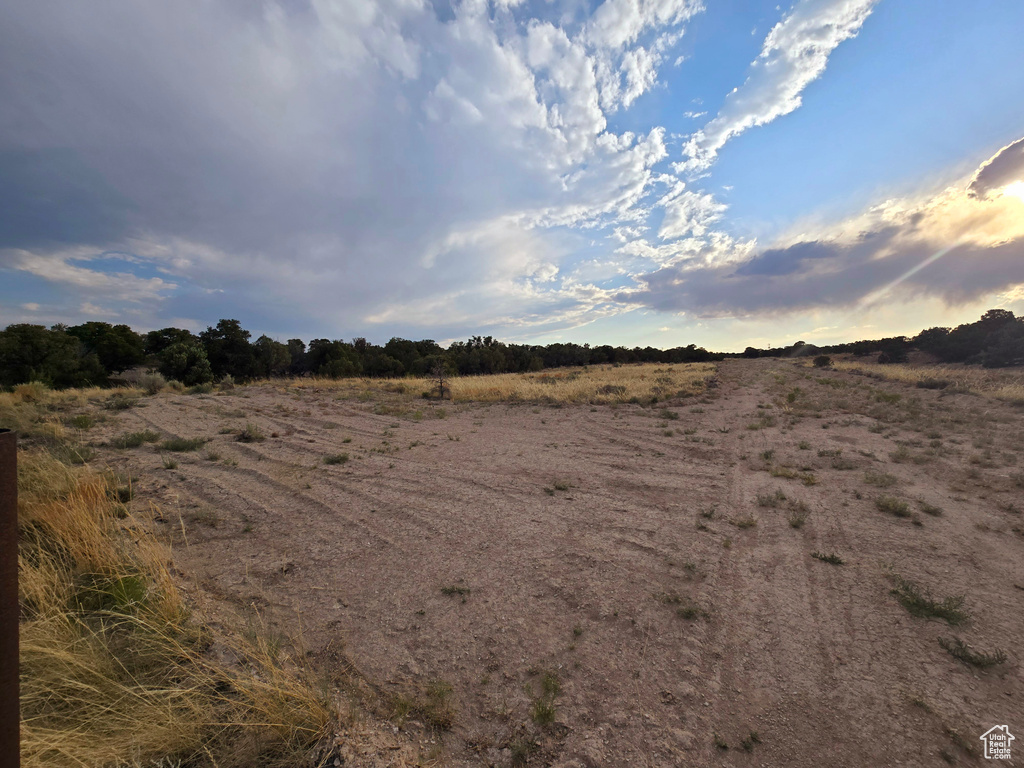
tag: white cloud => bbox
[679,0,878,173]
[658,189,727,240]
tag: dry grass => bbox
[284,362,717,404]
[17,442,335,766]
[828,361,1024,403]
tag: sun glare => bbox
[1002,180,1024,202]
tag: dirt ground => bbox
[97,359,1024,767]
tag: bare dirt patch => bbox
[94,359,1024,766]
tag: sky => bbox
[1,0,1023,352]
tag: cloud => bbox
[0,0,703,337]
[658,189,728,240]
[622,140,1024,316]
[968,136,1024,199]
[679,0,878,173]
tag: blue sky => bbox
[2,0,1023,351]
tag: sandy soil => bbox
[96,359,1024,767]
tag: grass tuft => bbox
[890,576,969,625]
[938,636,1006,668]
[876,495,911,517]
[160,437,208,452]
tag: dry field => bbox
[29,359,1024,766]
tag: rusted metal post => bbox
[0,429,18,768]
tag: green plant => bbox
[876,496,911,517]
[890,576,968,625]
[528,671,560,726]
[323,453,349,465]
[713,733,728,750]
[938,636,1006,668]
[103,394,139,411]
[236,422,265,443]
[160,437,207,452]
[733,514,757,529]
[919,501,943,517]
[70,414,95,430]
[110,430,161,449]
[161,456,178,470]
[864,470,898,488]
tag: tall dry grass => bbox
[284,362,718,404]
[828,360,1024,404]
[17,441,334,766]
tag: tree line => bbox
[0,309,1020,389]
[738,309,1023,368]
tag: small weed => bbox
[713,733,728,750]
[70,414,95,430]
[740,731,762,751]
[788,508,808,529]
[938,636,1006,668]
[659,408,680,420]
[161,437,207,452]
[441,584,470,602]
[919,501,943,517]
[757,489,787,508]
[760,449,775,462]
[876,496,911,517]
[161,456,178,470]
[324,453,349,465]
[204,450,221,462]
[864,471,898,488]
[573,624,583,637]
[103,394,139,411]
[798,441,810,450]
[722,537,732,549]
[889,445,912,463]
[236,423,265,443]
[699,506,717,519]
[110,430,161,449]
[552,480,571,491]
[890,576,968,625]
[733,514,757,529]
[342,437,352,444]
[811,551,844,565]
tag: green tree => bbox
[200,319,257,380]
[67,322,145,373]
[158,342,214,385]
[145,327,198,356]
[253,335,292,377]
[0,324,105,388]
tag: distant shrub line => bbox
[1,309,1018,391]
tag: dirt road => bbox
[101,359,1024,766]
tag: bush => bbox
[236,423,265,443]
[813,355,833,368]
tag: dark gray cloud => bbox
[623,226,1024,317]
[969,136,1024,198]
